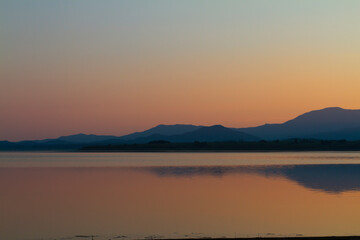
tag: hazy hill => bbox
[170,125,259,142]
[4,107,360,151]
[119,124,202,140]
[128,125,259,143]
[24,133,118,144]
[0,134,119,150]
[308,127,360,141]
[238,107,360,140]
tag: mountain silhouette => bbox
[238,107,360,140]
[126,125,259,143]
[0,134,120,150]
[168,125,259,142]
[4,107,360,151]
[308,127,360,141]
[119,124,202,141]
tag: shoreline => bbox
[2,149,360,153]
[160,237,360,240]
[79,149,360,153]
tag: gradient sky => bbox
[1,0,360,141]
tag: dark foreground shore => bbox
[81,139,360,152]
[3,139,360,152]
[161,237,360,240]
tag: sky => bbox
[1,0,360,141]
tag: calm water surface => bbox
[1,152,360,240]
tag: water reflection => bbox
[2,164,360,240]
[145,164,360,193]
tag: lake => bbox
[1,152,360,240]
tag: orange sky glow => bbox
[1,0,360,141]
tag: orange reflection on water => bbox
[1,167,360,240]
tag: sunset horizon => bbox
[2,1,360,141]
[1,106,358,141]
[2,1,360,240]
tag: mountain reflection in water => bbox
[144,164,360,193]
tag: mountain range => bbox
[2,107,360,150]
[237,107,360,140]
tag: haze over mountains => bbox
[120,124,202,141]
[125,125,259,143]
[2,107,360,150]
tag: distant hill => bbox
[119,124,202,141]
[238,107,360,140]
[24,133,118,144]
[0,134,119,150]
[128,125,259,143]
[4,106,360,151]
[169,125,259,142]
[308,127,360,141]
